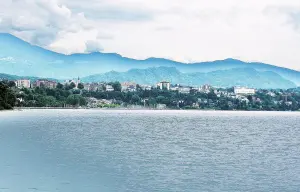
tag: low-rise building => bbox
[140,85,152,91]
[234,87,256,95]
[179,87,191,94]
[84,83,104,92]
[121,82,137,92]
[170,86,179,91]
[105,85,114,92]
[33,80,57,89]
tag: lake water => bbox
[0,110,300,192]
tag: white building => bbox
[15,79,31,88]
[234,87,256,95]
[179,87,191,94]
[140,85,152,91]
[201,84,211,93]
[170,87,179,91]
[157,81,170,90]
[105,85,114,92]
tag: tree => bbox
[111,81,122,92]
[56,83,63,89]
[8,81,16,87]
[131,94,140,104]
[77,83,84,90]
[66,95,86,106]
[156,96,166,104]
[0,81,16,110]
[70,82,76,89]
[148,98,157,107]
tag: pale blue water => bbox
[0,110,300,192]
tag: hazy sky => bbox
[0,0,300,70]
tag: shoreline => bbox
[8,107,300,112]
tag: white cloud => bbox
[0,0,300,70]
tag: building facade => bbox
[15,79,31,88]
[105,85,114,92]
[234,87,256,95]
[33,80,57,89]
[157,81,170,90]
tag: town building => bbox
[179,87,191,94]
[32,79,57,89]
[170,86,179,91]
[157,81,170,90]
[105,85,114,92]
[15,79,31,88]
[121,82,137,92]
[64,77,81,88]
[201,84,212,93]
[83,83,91,91]
[234,87,256,95]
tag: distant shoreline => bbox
[10,107,300,112]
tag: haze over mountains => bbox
[0,33,299,89]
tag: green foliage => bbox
[131,94,140,104]
[77,83,84,90]
[56,83,63,89]
[110,81,122,92]
[0,81,16,110]
[66,95,86,106]
[69,82,76,89]
[3,78,300,111]
[8,81,16,87]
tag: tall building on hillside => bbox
[15,79,31,88]
[157,81,170,90]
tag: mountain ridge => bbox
[81,67,296,89]
[0,33,300,86]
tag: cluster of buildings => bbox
[13,79,257,97]
[14,79,57,89]
[156,81,213,94]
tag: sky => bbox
[0,0,300,70]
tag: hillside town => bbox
[1,77,300,111]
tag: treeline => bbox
[2,80,300,111]
[0,81,16,110]
[16,83,86,107]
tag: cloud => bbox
[155,26,173,31]
[0,0,300,70]
[85,40,104,53]
[264,6,300,31]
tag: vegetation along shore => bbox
[1,80,300,111]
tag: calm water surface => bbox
[0,110,300,192]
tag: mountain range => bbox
[0,33,300,88]
[81,67,296,89]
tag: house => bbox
[15,79,31,88]
[105,85,114,92]
[121,82,137,92]
[140,85,152,91]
